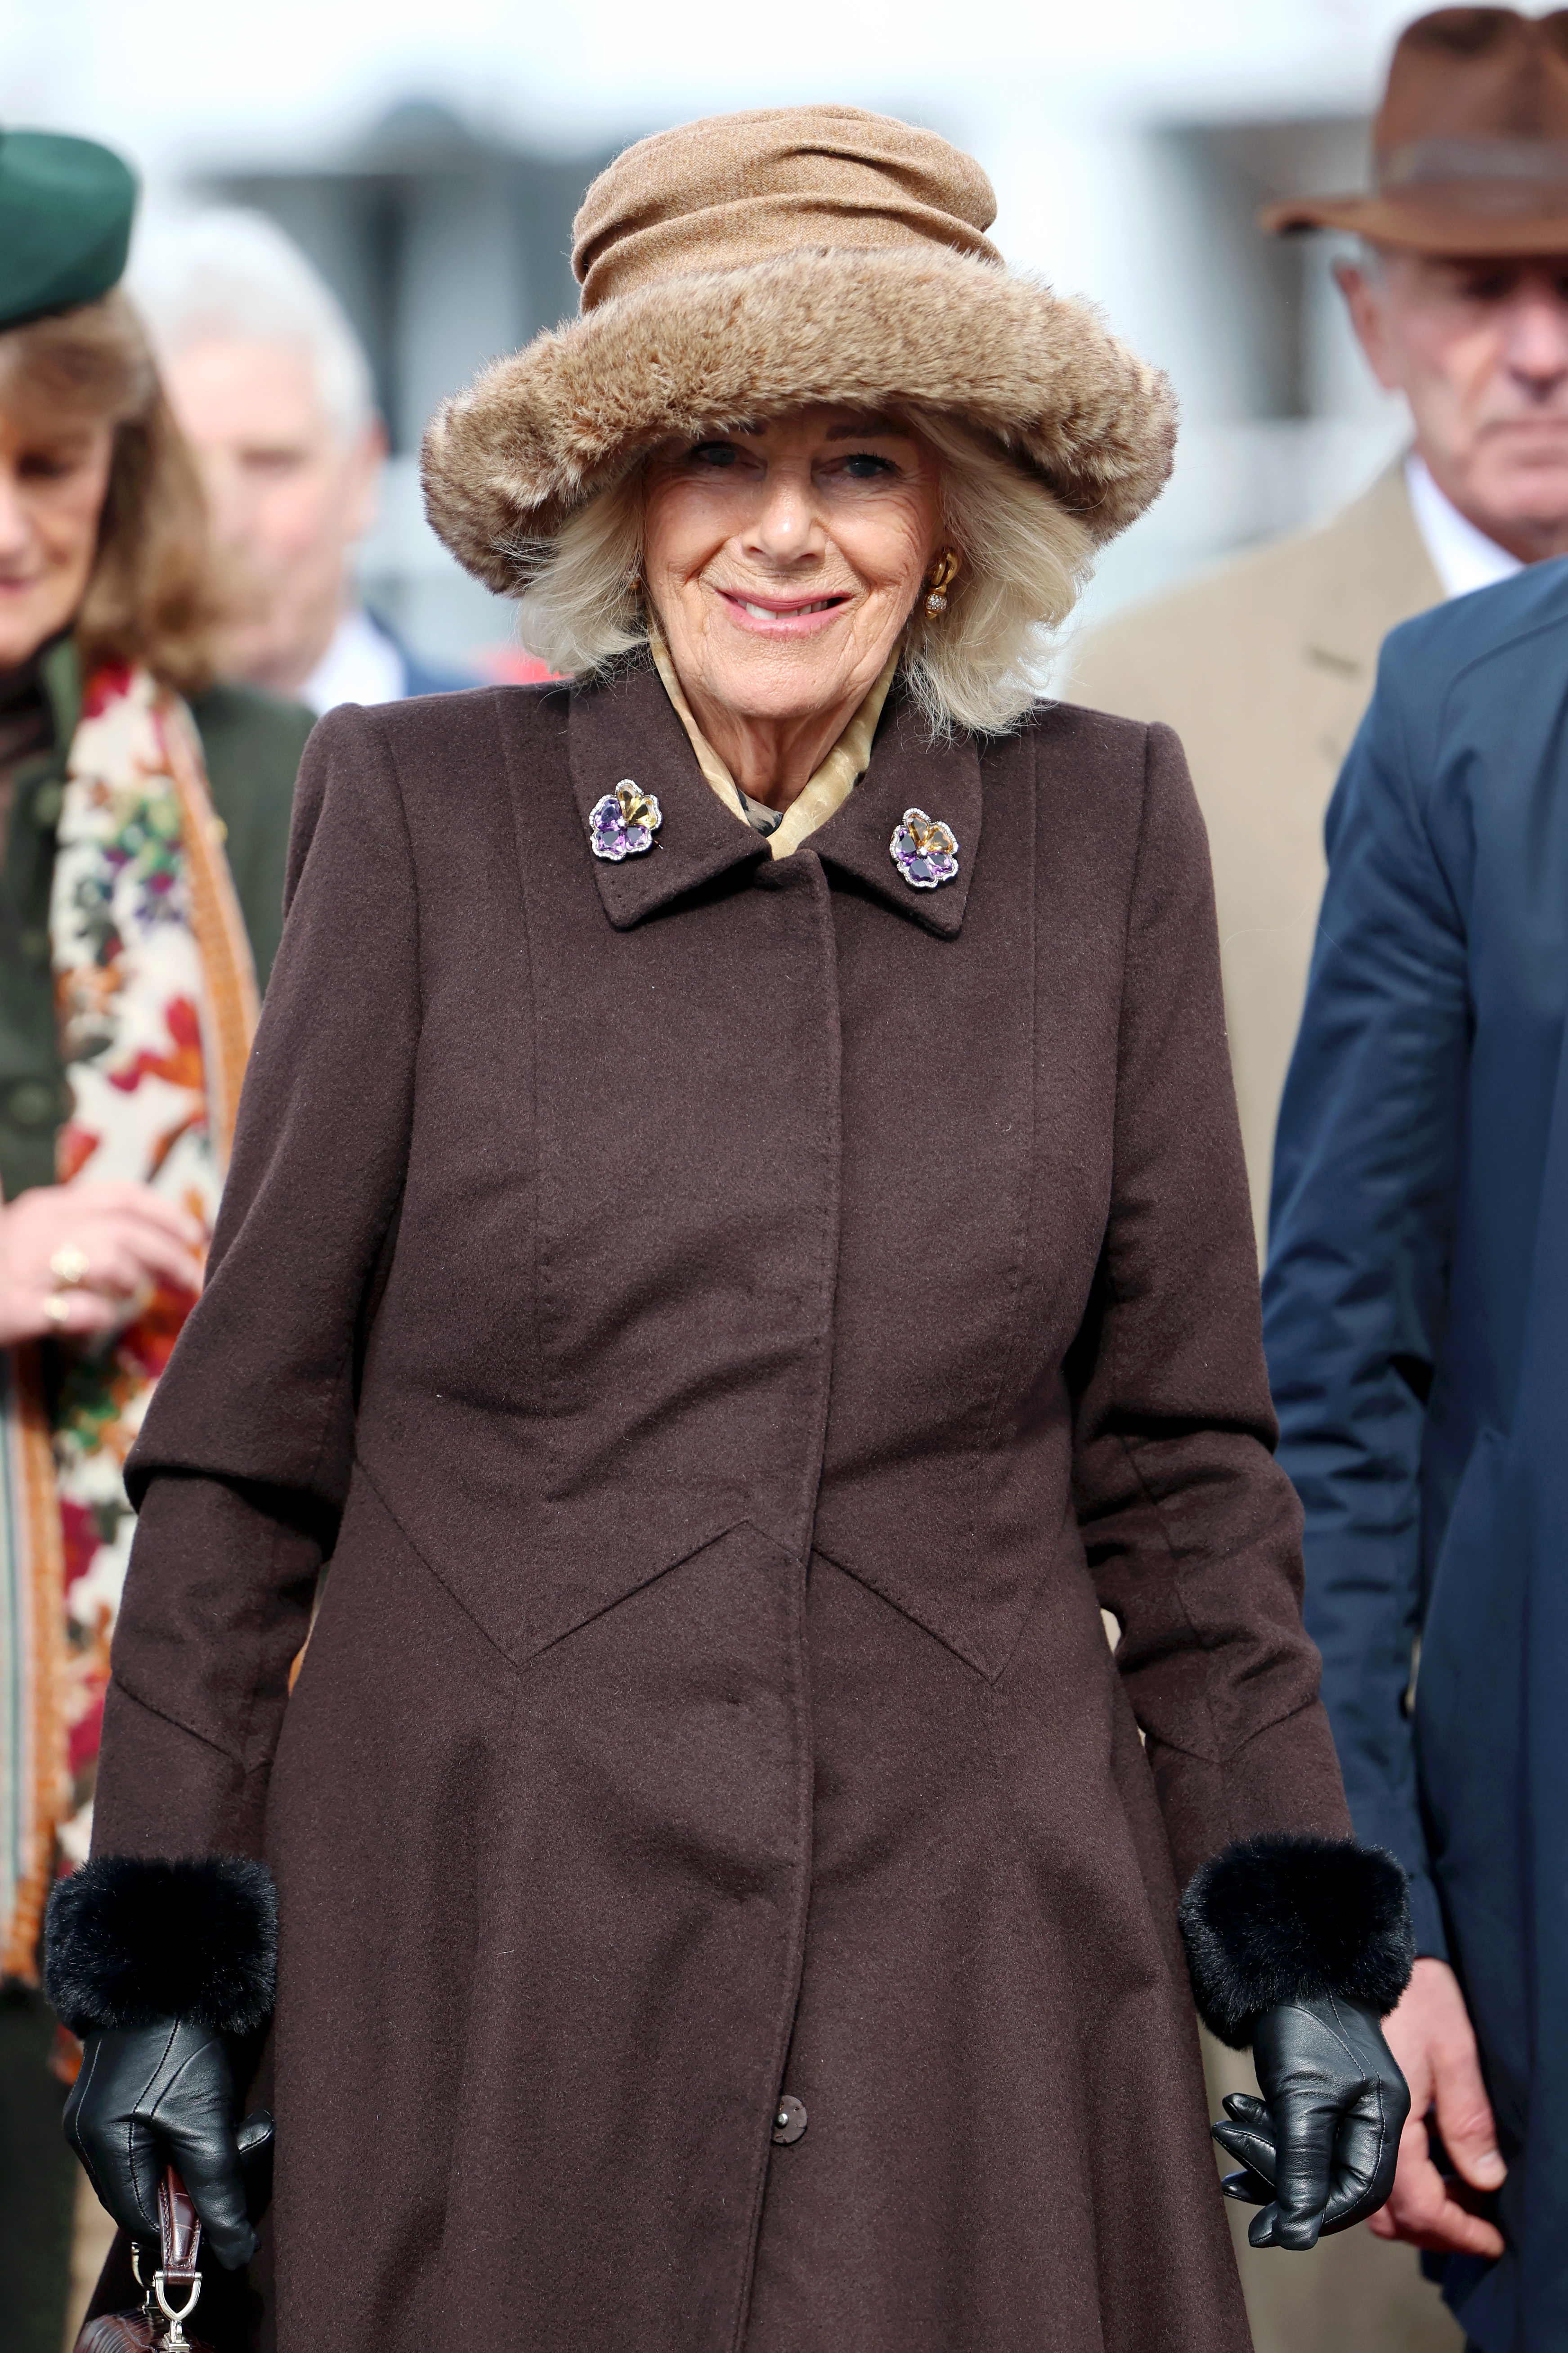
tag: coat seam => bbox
[521,1514,758,1668]
[809,1538,994,1678]
[729,858,838,2344]
[239,704,423,1793]
[102,1663,256,1771]
[977,1671,1110,2339]
[1142,1689,1324,1771]
[497,694,558,1477]
[1105,727,1224,1765]
[728,1518,815,2351]
[237,1481,332,1778]
[351,1456,522,1672]
[791,856,847,1568]
[972,734,1040,1554]
[987,1484,1086,1687]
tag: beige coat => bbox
[1065,466,1443,1249]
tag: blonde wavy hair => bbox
[0,289,221,697]
[512,409,1094,736]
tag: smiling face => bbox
[640,405,943,790]
[1338,252,1568,561]
[0,403,115,673]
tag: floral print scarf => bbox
[0,662,258,1978]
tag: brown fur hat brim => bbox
[421,243,1176,594]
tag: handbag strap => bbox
[157,2167,202,2286]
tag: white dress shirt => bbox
[299,607,408,716]
[1404,454,1525,601]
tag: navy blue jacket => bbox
[1265,557,1568,2352]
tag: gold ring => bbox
[49,1244,89,1289]
[43,1293,71,1329]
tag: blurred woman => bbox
[0,127,309,2353]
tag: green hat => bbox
[0,128,138,332]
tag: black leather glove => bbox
[63,2016,274,2270]
[1211,1993,1410,2250]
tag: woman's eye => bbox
[17,452,78,482]
[839,452,897,480]
[689,441,740,468]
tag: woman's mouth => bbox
[716,588,851,635]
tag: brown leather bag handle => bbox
[71,2168,207,2351]
[152,2165,205,2340]
[157,2165,202,2283]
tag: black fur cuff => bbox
[1177,1833,1414,2049]
[44,1855,278,2038]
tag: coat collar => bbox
[810,689,981,939]
[569,662,768,930]
[568,661,981,938]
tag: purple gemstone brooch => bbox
[589,780,662,861]
[890,807,959,890]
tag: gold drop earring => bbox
[925,550,960,617]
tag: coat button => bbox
[771,2094,807,2146]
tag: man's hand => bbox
[0,1183,204,1345]
[1368,1956,1506,2256]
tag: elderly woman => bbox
[0,128,308,2352]
[49,112,1412,2353]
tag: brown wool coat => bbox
[91,664,1351,2353]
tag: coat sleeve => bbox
[1262,661,1469,1962]
[89,704,419,1863]
[1074,723,1352,1888]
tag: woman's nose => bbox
[746,469,821,565]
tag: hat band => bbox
[1379,135,1568,198]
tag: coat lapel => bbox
[569,664,982,938]
[1298,463,1443,687]
[568,664,768,929]
[811,690,982,939]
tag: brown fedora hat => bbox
[1262,7,1568,253]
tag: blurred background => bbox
[4,0,1420,680]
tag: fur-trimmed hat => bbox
[421,106,1176,594]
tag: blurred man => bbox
[1068,6,1568,1248]
[134,209,465,712]
[1266,555,1568,2353]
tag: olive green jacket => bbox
[0,638,312,1199]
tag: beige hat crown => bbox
[422,106,1176,594]
[572,106,1002,307]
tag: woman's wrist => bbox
[1177,1830,1416,2049]
[44,1854,278,2039]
